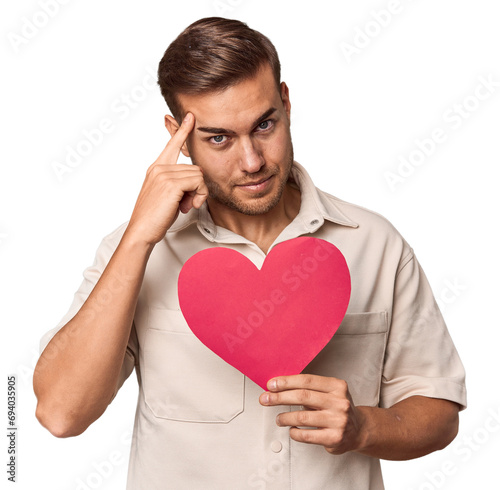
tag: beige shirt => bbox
[40,162,467,490]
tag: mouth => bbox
[236,175,274,192]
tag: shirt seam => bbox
[395,249,415,277]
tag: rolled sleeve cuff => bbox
[380,375,467,411]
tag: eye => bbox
[256,119,274,132]
[209,135,228,145]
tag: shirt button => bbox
[270,440,282,453]
[310,219,319,225]
[204,228,211,234]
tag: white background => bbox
[1,0,499,489]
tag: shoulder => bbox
[317,188,414,269]
[320,188,401,235]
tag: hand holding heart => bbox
[178,237,357,452]
[260,374,367,454]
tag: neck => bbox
[207,183,301,254]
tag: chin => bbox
[218,189,284,216]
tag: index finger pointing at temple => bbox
[155,112,195,165]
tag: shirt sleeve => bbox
[38,223,138,404]
[380,250,467,411]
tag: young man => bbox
[34,17,467,489]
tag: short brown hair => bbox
[157,17,281,121]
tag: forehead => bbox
[177,64,282,132]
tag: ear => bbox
[280,82,291,124]
[164,114,191,157]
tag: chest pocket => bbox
[142,308,245,423]
[303,311,388,407]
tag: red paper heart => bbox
[178,237,351,390]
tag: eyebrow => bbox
[196,107,278,135]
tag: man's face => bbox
[176,64,294,216]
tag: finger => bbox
[147,166,202,179]
[178,179,209,214]
[259,388,328,410]
[288,426,345,451]
[276,409,331,429]
[191,184,209,209]
[155,112,195,166]
[144,165,204,188]
[267,374,347,394]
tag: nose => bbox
[238,137,265,173]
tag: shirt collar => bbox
[167,161,358,240]
[288,161,358,233]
